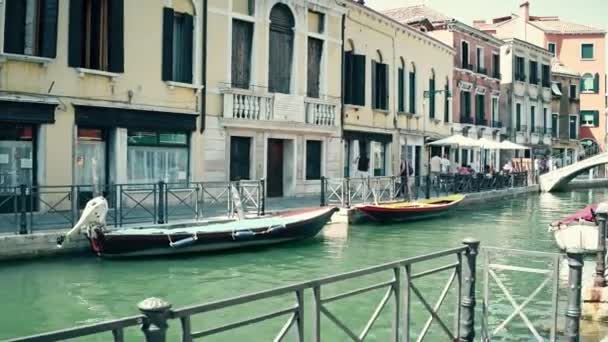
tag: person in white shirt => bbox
[440,154,451,174]
[502,160,513,174]
[430,154,441,182]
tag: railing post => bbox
[345,178,351,208]
[260,179,266,216]
[320,176,326,207]
[594,203,608,287]
[71,186,79,228]
[425,173,431,199]
[19,184,27,235]
[459,238,480,342]
[565,249,584,342]
[157,181,166,224]
[138,297,171,342]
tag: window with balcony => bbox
[371,52,389,111]
[306,140,322,180]
[569,116,578,140]
[461,41,470,69]
[163,8,194,83]
[268,4,294,94]
[475,94,485,125]
[3,0,58,58]
[307,37,323,98]
[491,97,499,127]
[581,110,599,127]
[231,19,254,89]
[343,50,365,106]
[581,43,594,60]
[68,0,124,72]
[529,61,539,84]
[476,47,486,75]
[516,103,522,131]
[492,53,500,79]
[541,64,551,88]
[515,56,525,82]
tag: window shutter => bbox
[444,83,449,122]
[343,51,353,104]
[162,8,175,81]
[594,73,600,94]
[39,0,59,58]
[68,0,84,67]
[352,55,366,106]
[429,78,435,119]
[182,14,194,83]
[409,72,416,113]
[594,110,600,127]
[380,63,388,110]
[371,60,377,109]
[4,0,26,54]
[108,0,125,73]
[398,68,404,112]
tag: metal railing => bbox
[7,240,589,342]
[6,240,478,342]
[0,180,265,234]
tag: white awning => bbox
[499,140,530,150]
[427,135,483,148]
[551,83,562,96]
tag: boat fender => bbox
[266,224,286,234]
[169,234,198,248]
[232,230,255,240]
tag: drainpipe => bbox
[199,0,208,133]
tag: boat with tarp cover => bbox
[356,194,465,223]
[549,204,600,253]
[57,197,337,258]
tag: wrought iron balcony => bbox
[514,73,526,82]
[462,63,474,71]
[544,127,553,135]
[460,116,475,124]
[491,121,503,128]
[476,118,488,126]
[477,66,487,75]
[492,72,501,80]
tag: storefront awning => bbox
[0,100,56,124]
[75,105,197,131]
[551,83,562,96]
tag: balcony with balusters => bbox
[221,86,339,131]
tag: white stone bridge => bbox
[539,152,608,192]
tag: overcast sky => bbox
[365,0,608,73]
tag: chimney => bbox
[519,1,530,22]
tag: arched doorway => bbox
[268,4,294,94]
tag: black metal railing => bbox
[492,71,501,80]
[491,120,503,128]
[477,66,487,75]
[460,116,474,124]
[463,63,474,71]
[476,117,488,126]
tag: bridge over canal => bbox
[539,152,608,192]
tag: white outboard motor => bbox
[57,196,108,247]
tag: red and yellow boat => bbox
[356,194,465,223]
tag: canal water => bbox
[2,189,608,341]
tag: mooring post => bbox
[425,173,431,199]
[345,177,351,208]
[320,176,326,207]
[595,203,608,287]
[19,184,27,235]
[460,238,480,342]
[139,297,171,342]
[565,249,584,342]
[157,181,165,224]
[260,179,266,216]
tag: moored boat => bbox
[58,197,337,258]
[356,194,465,223]
[549,204,599,253]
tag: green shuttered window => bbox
[581,110,599,127]
[372,61,389,110]
[398,68,405,112]
[581,44,594,60]
[409,71,416,114]
[344,52,366,106]
[162,8,194,83]
[4,0,58,58]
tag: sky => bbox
[365,0,608,73]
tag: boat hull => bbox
[356,195,465,223]
[552,224,600,254]
[91,207,337,258]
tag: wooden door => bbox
[231,19,253,89]
[267,139,283,197]
[230,136,251,181]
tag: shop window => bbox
[162,8,194,83]
[0,125,34,187]
[75,128,106,187]
[68,0,124,72]
[3,0,58,57]
[127,131,189,184]
[372,142,386,176]
[306,140,322,180]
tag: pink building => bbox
[475,1,606,152]
[385,5,504,166]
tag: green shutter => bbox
[68,0,84,67]
[371,61,377,109]
[3,0,26,54]
[108,0,124,73]
[39,0,59,58]
[429,77,435,119]
[594,111,600,127]
[594,73,600,94]
[409,72,416,113]
[182,14,194,83]
[352,55,366,106]
[343,52,353,104]
[398,68,404,112]
[382,64,389,110]
[162,8,175,81]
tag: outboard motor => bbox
[57,196,108,247]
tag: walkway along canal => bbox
[2,189,608,340]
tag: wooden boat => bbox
[58,197,337,258]
[356,194,465,223]
[549,204,600,253]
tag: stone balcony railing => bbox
[222,88,338,127]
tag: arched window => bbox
[409,63,416,113]
[343,39,365,106]
[429,69,436,119]
[372,50,388,110]
[268,4,294,94]
[398,57,406,112]
[581,73,596,93]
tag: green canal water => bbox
[2,189,608,341]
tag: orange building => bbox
[475,1,606,152]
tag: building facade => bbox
[0,0,204,197]
[551,60,581,166]
[384,5,504,169]
[499,38,553,158]
[343,2,453,179]
[476,0,606,152]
